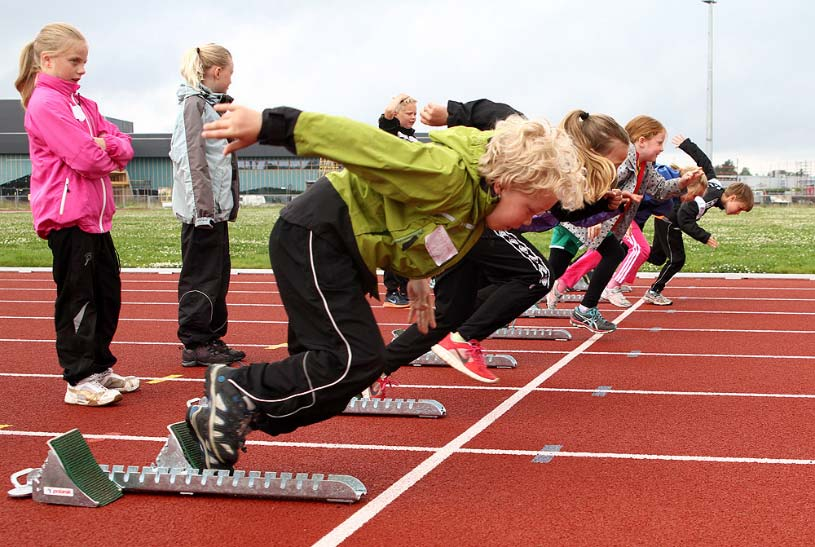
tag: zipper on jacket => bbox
[72,94,107,231]
[59,177,70,215]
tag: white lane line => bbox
[0,338,812,360]
[3,373,815,400]
[3,429,812,466]
[311,302,642,547]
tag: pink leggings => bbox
[558,224,651,289]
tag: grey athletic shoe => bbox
[570,306,617,333]
[643,289,673,306]
[186,365,257,469]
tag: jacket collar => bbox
[35,72,80,96]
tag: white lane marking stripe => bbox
[2,429,813,465]
[312,302,643,547]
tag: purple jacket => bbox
[25,73,133,238]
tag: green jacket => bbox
[293,112,499,279]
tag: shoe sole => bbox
[64,390,123,406]
[643,297,672,306]
[181,358,235,367]
[431,344,498,384]
[569,318,616,334]
[383,303,410,308]
[187,366,235,470]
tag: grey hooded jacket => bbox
[170,84,239,226]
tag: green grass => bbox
[2,205,814,273]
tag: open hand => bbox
[671,134,687,147]
[202,103,262,154]
[407,278,436,334]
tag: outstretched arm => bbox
[425,99,523,130]
[673,134,717,181]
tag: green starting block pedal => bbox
[343,397,446,418]
[520,307,573,319]
[155,422,204,470]
[489,326,572,340]
[12,429,124,507]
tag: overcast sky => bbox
[1,0,812,175]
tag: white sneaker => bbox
[545,282,564,310]
[65,379,123,406]
[88,368,140,393]
[601,287,632,308]
[643,289,673,306]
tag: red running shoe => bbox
[361,374,399,399]
[431,334,498,383]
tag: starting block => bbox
[489,326,571,341]
[409,349,517,369]
[8,424,367,507]
[520,307,573,319]
[343,397,445,418]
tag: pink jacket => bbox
[25,73,134,239]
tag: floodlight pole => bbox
[702,0,717,161]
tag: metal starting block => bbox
[8,424,367,507]
[409,349,517,369]
[489,326,572,341]
[520,307,573,319]
[343,397,445,418]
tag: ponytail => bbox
[15,42,38,108]
[14,23,86,109]
[180,44,232,88]
[561,110,628,202]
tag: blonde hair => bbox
[395,96,417,113]
[625,115,666,143]
[561,110,629,202]
[180,44,232,87]
[479,115,586,211]
[15,23,86,108]
[672,164,709,198]
[723,182,754,211]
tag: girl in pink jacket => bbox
[15,23,139,406]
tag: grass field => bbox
[2,205,814,273]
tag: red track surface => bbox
[1,270,814,546]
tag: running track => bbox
[1,269,814,546]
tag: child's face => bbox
[208,62,234,94]
[723,197,749,215]
[395,103,417,129]
[636,131,666,163]
[486,186,558,231]
[40,41,88,83]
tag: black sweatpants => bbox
[383,229,550,374]
[47,227,121,385]
[383,270,408,296]
[647,217,686,293]
[548,234,627,308]
[230,219,385,437]
[177,221,231,348]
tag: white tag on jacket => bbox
[71,104,86,122]
[425,225,458,266]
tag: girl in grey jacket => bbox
[169,44,244,367]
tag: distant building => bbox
[0,99,318,200]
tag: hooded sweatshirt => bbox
[24,73,133,238]
[170,83,239,225]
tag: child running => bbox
[548,115,702,332]
[170,44,245,367]
[644,134,754,304]
[381,101,626,385]
[183,103,586,469]
[15,23,139,406]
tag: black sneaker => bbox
[383,291,410,308]
[570,306,617,334]
[181,342,233,367]
[186,364,257,470]
[211,339,246,362]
